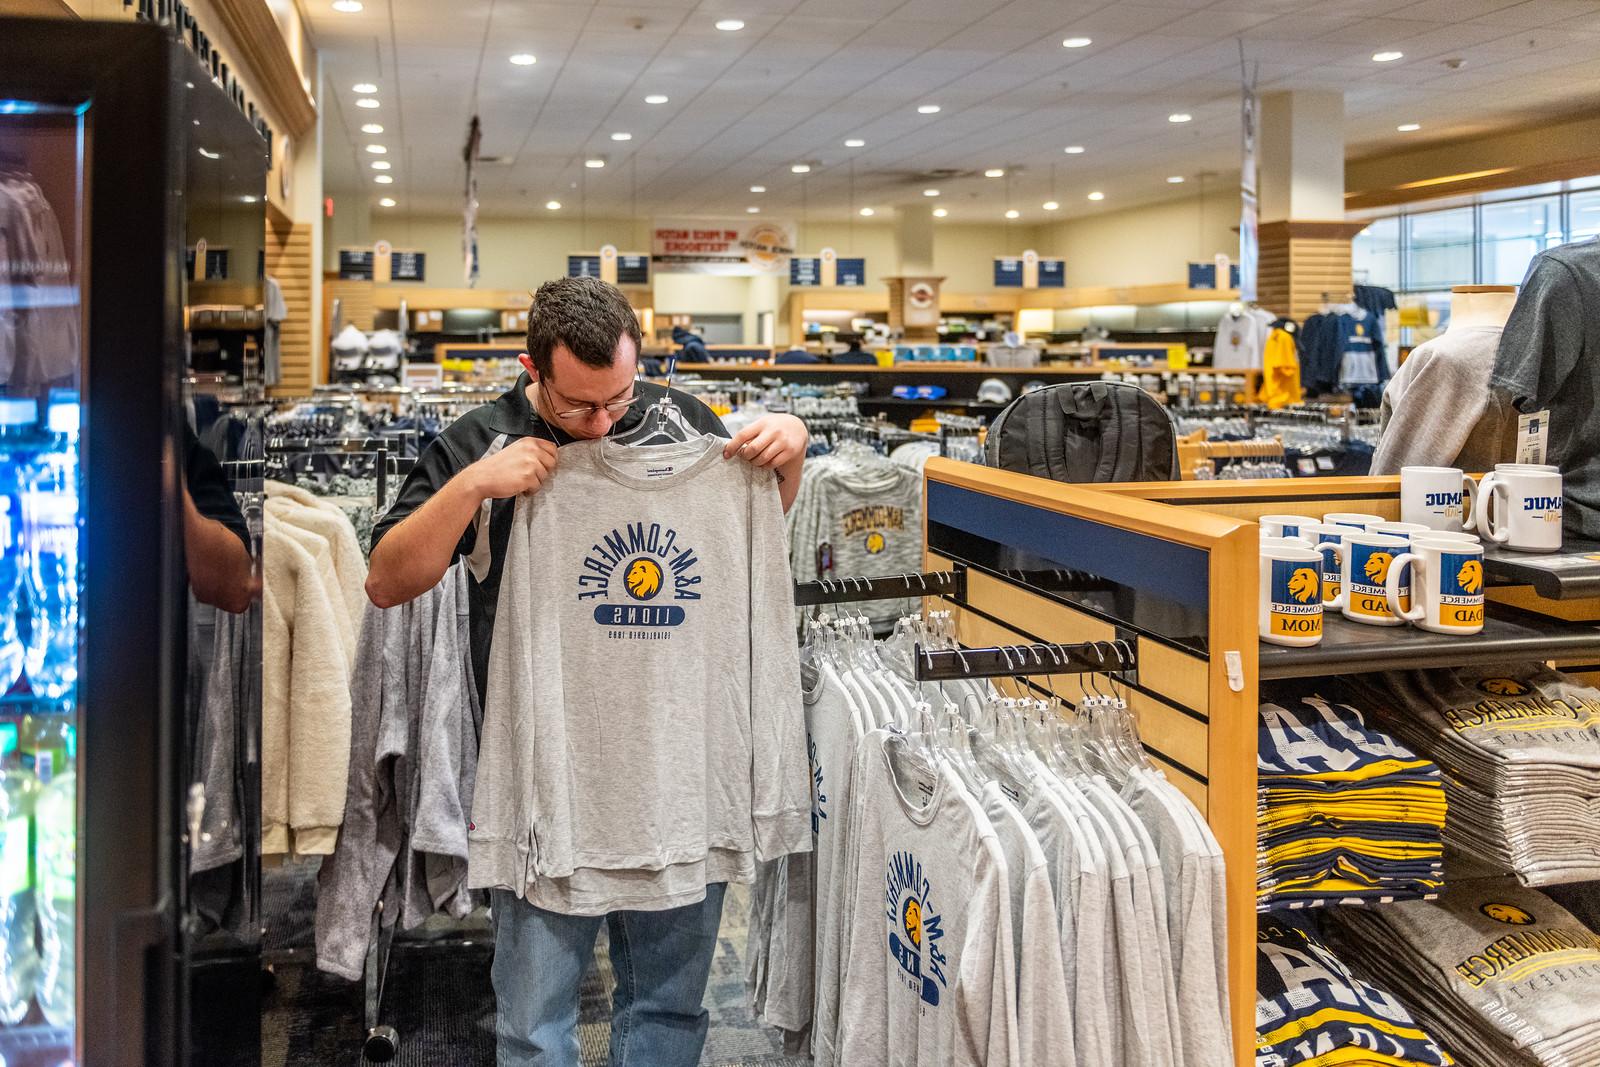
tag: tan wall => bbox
[1038,194,1240,289]
[1346,113,1600,204]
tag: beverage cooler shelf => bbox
[1259,607,1600,679]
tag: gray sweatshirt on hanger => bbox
[468,438,812,915]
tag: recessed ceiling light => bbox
[352,82,377,94]
[1064,145,1085,154]
[370,160,391,170]
[715,18,745,31]
[365,144,387,154]
[545,200,561,210]
[917,104,941,114]
[747,206,760,213]
[332,0,361,11]
[859,207,875,217]
[932,208,948,218]
[356,98,380,109]
[360,123,384,134]
[645,94,669,104]
[1062,36,1092,48]
[1004,209,1020,219]
[374,174,394,184]
[378,197,396,207]
[241,195,258,203]
[750,185,766,193]
[509,53,537,66]
[1373,50,1404,62]
[1397,122,1421,132]
[611,132,632,141]
[1042,201,1060,211]
[1168,113,1191,123]
[791,163,811,173]
[585,158,605,169]
[985,168,1005,178]
[1087,191,1105,201]
[844,138,865,147]
[1167,175,1185,183]
[923,189,940,197]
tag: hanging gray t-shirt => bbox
[469,437,812,915]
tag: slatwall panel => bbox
[325,276,376,334]
[264,222,314,393]
[1258,236,1356,321]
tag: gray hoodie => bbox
[468,437,812,915]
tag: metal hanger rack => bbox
[913,638,1137,681]
[792,569,965,606]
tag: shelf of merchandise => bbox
[917,460,1600,1067]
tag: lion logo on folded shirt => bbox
[1457,559,1483,594]
[1363,551,1394,583]
[624,558,663,601]
[1481,902,1536,926]
[1288,567,1319,603]
[1477,677,1530,697]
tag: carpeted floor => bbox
[260,862,808,1066]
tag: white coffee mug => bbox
[1261,534,1314,552]
[1260,543,1326,647]
[1370,521,1434,541]
[1422,530,1480,545]
[1300,523,1350,605]
[1328,532,1410,626]
[1400,466,1479,532]
[1324,512,1387,531]
[1260,514,1321,539]
[1475,468,1563,553]
[1384,535,1486,636]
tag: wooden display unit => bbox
[918,460,1600,1065]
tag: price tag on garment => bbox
[1517,409,1550,465]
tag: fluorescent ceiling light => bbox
[332,0,362,11]
[509,53,537,66]
[1062,36,1092,48]
[750,185,766,192]
[747,206,760,213]
[1042,201,1060,211]
[585,158,605,168]
[352,82,377,94]
[360,123,384,134]
[1397,122,1421,132]
[611,132,632,141]
[932,208,948,218]
[374,174,393,184]
[844,138,865,147]
[365,144,387,154]
[545,200,561,210]
[1168,113,1191,123]
[984,168,1005,178]
[791,163,811,173]
[1373,50,1404,62]
[917,104,941,114]
[859,207,875,217]
[370,160,391,170]
[923,189,940,197]
[1064,145,1085,154]
[1167,175,1185,183]
[645,94,669,104]
[715,18,744,31]
[241,195,258,203]
[1087,191,1105,201]
[356,98,380,109]
[1005,209,1020,219]
[378,197,396,207]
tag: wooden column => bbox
[264,220,314,393]
[1256,220,1369,320]
[884,275,943,341]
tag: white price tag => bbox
[1517,409,1550,465]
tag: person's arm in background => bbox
[183,487,258,613]
[366,436,559,607]
[724,412,808,512]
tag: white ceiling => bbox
[309,0,1600,223]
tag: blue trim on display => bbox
[927,481,1211,611]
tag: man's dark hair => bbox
[525,276,642,380]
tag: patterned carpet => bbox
[260,862,808,1066]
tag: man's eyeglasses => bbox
[543,382,636,421]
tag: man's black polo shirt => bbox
[371,372,729,699]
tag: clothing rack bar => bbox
[913,639,1135,680]
[792,570,965,606]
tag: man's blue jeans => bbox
[490,884,727,1067]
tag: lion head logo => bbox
[1481,902,1536,926]
[1363,551,1394,583]
[624,558,663,601]
[1287,567,1319,604]
[1478,678,1530,697]
[865,531,886,555]
[902,897,923,948]
[1457,559,1483,595]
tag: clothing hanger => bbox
[607,356,709,448]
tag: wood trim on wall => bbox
[1345,154,1600,213]
[265,222,314,393]
[209,0,316,137]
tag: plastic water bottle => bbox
[33,755,73,1029]
[0,399,39,697]
[0,735,38,1025]
[22,401,79,703]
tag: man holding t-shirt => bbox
[366,277,808,1067]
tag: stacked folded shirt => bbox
[1347,667,1600,886]
[1325,880,1600,1067]
[1258,692,1446,909]
[1256,912,1453,1067]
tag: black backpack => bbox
[983,380,1180,483]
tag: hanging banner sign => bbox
[1239,72,1260,303]
[994,251,1064,288]
[390,250,426,282]
[567,254,602,279]
[566,251,650,285]
[652,217,796,274]
[1188,261,1242,289]
[616,254,650,286]
[338,247,374,280]
[790,247,866,287]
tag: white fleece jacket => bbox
[265,481,369,642]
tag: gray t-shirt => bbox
[788,456,924,628]
[836,732,1017,1067]
[1492,237,1600,538]
[468,437,812,914]
[1373,325,1517,475]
